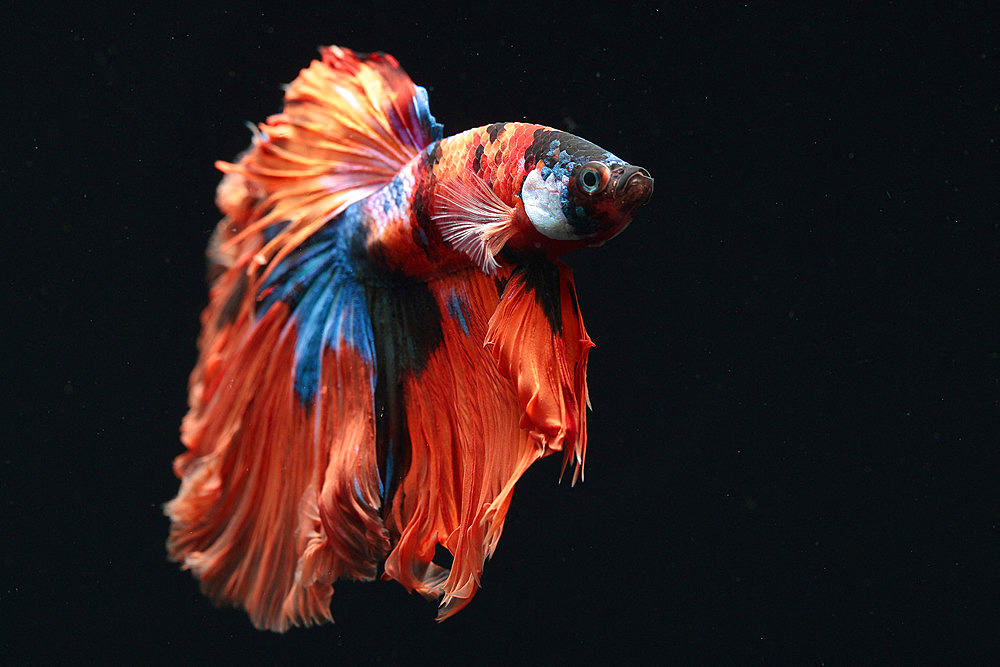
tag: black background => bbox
[5,2,998,662]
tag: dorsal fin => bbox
[216,46,443,278]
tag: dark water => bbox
[5,3,997,662]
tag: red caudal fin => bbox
[165,47,444,630]
[166,229,390,632]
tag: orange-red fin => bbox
[215,46,442,279]
[166,238,389,631]
[381,268,540,619]
[167,46,444,628]
[379,261,591,619]
[485,258,593,483]
[431,174,518,274]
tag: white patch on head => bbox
[520,169,577,240]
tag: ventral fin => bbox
[431,174,518,274]
[484,259,593,483]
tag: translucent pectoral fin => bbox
[431,173,518,274]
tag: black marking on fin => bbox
[364,273,444,380]
[364,269,445,508]
[216,272,248,328]
[410,173,437,258]
[504,252,562,335]
[426,141,443,167]
[373,369,410,512]
[493,275,509,299]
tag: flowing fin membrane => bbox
[486,259,592,484]
[215,45,441,276]
[166,47,442,631]
[383,262,592,618]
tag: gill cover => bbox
[521,167,576,240]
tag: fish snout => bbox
[612,165,653,213]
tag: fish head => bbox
[519,129,652,248]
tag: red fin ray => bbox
[485,259,593,482]
[294,344,389,593]
[168,254,390,631]
[215,46,441,285]
[168,307,389,630]
[379,266,589,619]
[381,270,527,614]
[168,306,328,631]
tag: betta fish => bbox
[166,46,652,631]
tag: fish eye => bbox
[577,162,609,195]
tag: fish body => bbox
[167,46,651,631]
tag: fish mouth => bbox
[587,167,653,246]
[614,166,654,214]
